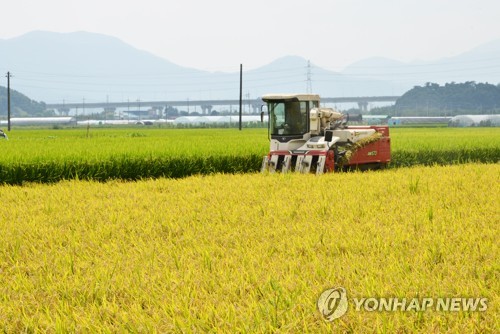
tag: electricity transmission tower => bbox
[306,60,312,93]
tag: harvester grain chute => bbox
[261,94,390,174]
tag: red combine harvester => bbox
[261,94,391,174]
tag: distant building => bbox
[390,116,452,126]
[448,115,500,127]
[173,115,268,125]
[0,117,75,126]
[362,115,390,125]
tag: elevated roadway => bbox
[46,96,400,113]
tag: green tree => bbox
[394,82,500,115]
[0,86,47,116]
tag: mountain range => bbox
[1,31,500,104]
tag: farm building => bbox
[390,116,452,125]
[0,117,75,126]
[362,115,390,125]
[448,115,500,127]
[173,115,268,125]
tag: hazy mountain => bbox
[342,39,500,87]
[1,31,499,104]
[246,55,395,98]
[0,31,213,103]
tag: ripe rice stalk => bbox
[0,164,497,332]
[339,131,383,166]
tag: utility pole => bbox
[6,72,12,131]
[106,95,108,122]
[137,99,141,120]
[239,64,243,130]
[245,92,251,114]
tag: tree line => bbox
[0,86,49,117]
[371,82,500,116]
[2,81,500,117]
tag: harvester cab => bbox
[261,93,391,174]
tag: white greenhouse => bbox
[448,115,500,127]
[173,115,267,125]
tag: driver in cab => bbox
[283,102,303,134]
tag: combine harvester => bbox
[261,94,390,174]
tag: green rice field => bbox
[0,127,498,184]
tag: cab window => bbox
[270,101,308,135]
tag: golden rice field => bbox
[0,163,498,332]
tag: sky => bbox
[2,0,500,72]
